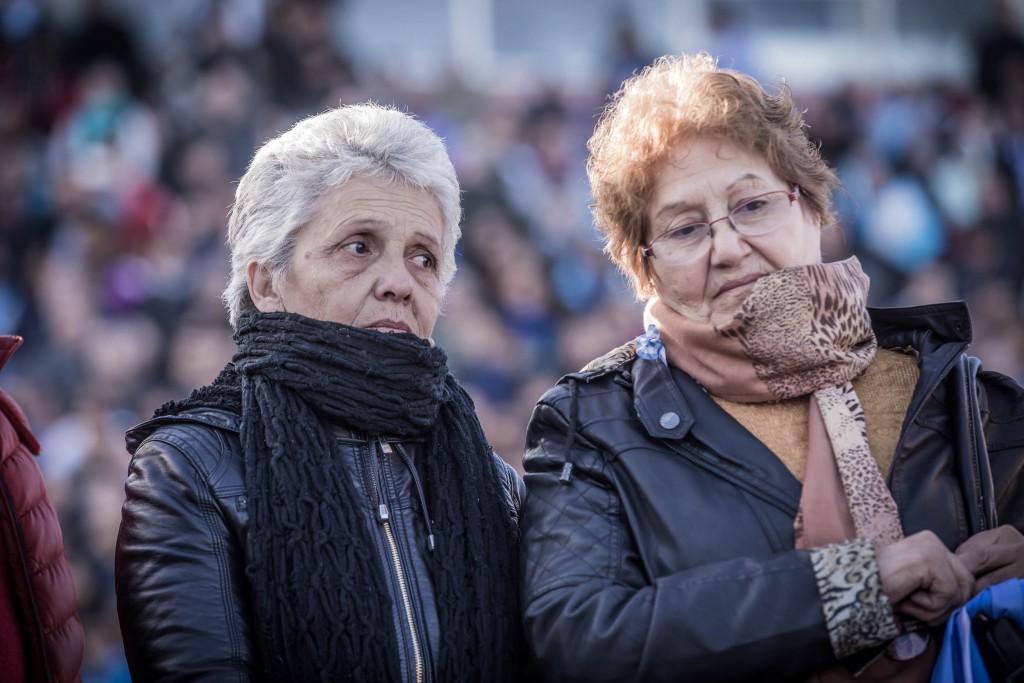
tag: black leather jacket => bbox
[520,303,1024,683]
[115,407,524,682]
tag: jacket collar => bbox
[125,408,241,455]
[869,301,972,348]
[631,352,805,505]
[628,301,972,441]
[0,335,23,373]
[123,407,374,455]
[626,301,973,501]
[631,357,693,440]
[0,336,41,455]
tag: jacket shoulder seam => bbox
[133,424,237,484]
[569,342,637,380]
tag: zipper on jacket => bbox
[885,344,995,536]
[888,344,966,486]
[0,476,53,681]
[393,443,435,552]
[960,355,988,532]
[369,438,425,683]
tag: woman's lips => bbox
[368,320,412,333]
[715,273,763,298]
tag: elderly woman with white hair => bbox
[115,103,525,682]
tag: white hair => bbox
[222,103,462,328]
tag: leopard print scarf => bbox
[643,257,904,549]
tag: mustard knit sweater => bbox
[711,348,920,482]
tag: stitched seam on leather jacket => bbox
[497,458,522,536]
[140,431,249,662]
[192,462,246,664]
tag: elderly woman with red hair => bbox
[519,53,1024,682]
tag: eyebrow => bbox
[651,173,766,224]
[413,230,442,251]
[331,219,443,250]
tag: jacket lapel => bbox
[631,355,803,509]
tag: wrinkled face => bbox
[248,177,444,339]
[645,138,822,327]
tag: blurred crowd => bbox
[2,0,1023,678]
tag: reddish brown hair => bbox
[587,53,839,297]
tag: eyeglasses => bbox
[641,186,801,265]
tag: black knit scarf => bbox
[155,311,523,682]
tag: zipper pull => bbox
[374,440,392,522]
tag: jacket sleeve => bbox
[0,390,85,683]
[520,391,898,683]
[115,426,254,682]
[493,452,525,535]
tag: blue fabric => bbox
[635,324,667,365]
[932,578,1024,683]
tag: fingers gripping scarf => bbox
[156,311,522,682]
[643,257,904,550]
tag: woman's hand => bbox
[876,530,974,626]
[955,524,1024,595]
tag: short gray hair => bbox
[223,103,462,328]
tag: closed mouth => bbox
[368,320,412,333]
[716,273,763,298]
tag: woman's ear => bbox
[246,262,284,312]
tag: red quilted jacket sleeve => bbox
[0,335,84,683]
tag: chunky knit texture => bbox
[156,311,522,682]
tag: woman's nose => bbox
[709,219,751,265]
[373,253,415,301]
